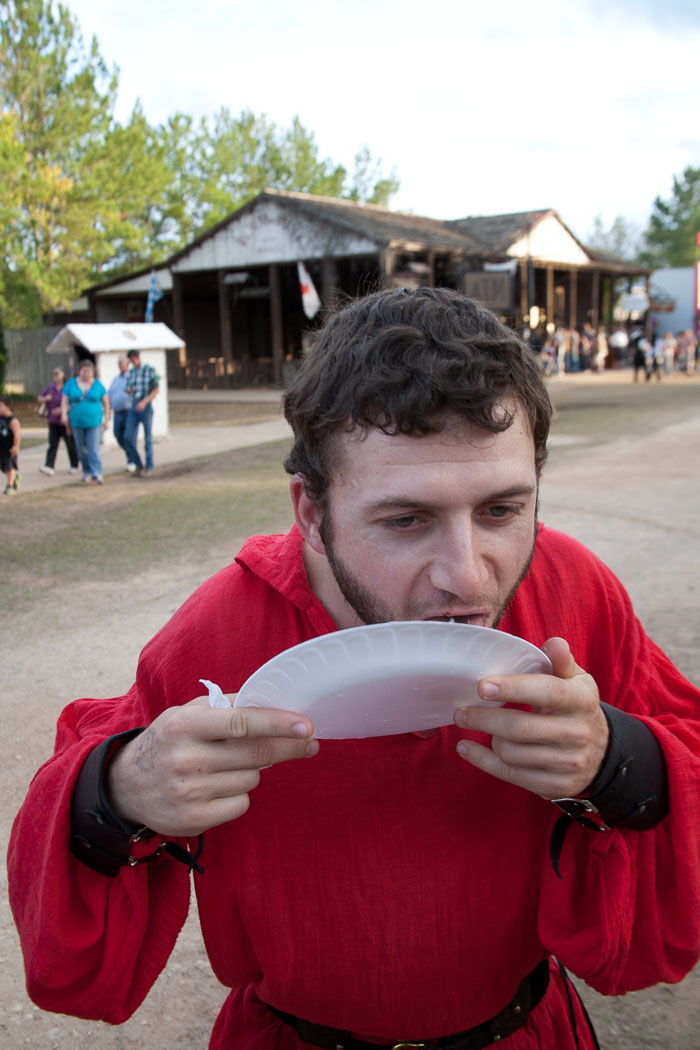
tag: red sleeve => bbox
[7,694,192,1022]
[508,529,700,993]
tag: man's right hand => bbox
[105,695,318,837]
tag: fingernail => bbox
[456,741,469,759]
[306,740,320,757]
[454,709,468,727]
[292,722,310,738]
[479,680,500,699]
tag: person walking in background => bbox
[650,336,665,382]
[580,323,595,371]
[123,349,160,476]
[631,331,650,382]
[568,327,580,372]
[662,332,676,376]
[0,395,21,495]
[108,356,133,469]
[37,367,79,476]
[60,359,110,485]
[592,326,608,373]
[681,329,697,376]
[554,326,568,375]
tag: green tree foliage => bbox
[154,112,400,240]
[0,0,121,321]
[586,214,642,262]
[0,1,399,325]
[640,166,700,267]
[155,112,210,249]
[96,103,173,274]
[0,110,31,325]
[346,145,400,207]
[183,109,349,232]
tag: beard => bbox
[321,518,537,629]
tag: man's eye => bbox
[486,504,516,519]
[385,515,421,529]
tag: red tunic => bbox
[8,526,700,1048]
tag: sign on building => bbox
[463,272,512,311]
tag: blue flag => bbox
[145,270,164,323]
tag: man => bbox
[8,289,700,1048]
[123,348,160,475]
[107,356,133,468]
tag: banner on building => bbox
[145,270,164,323]
[297,261,321,320]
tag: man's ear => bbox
[289,475,326,555]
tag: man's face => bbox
[118,357,129,374]
[312,407,539,629]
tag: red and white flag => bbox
[297,261,321,319]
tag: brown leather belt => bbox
[266,959,550,1050]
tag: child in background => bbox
[0,396,21,494]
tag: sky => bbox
[65,0,700,244]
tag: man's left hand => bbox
[454,637,609,800]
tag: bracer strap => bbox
[70,729,204,877]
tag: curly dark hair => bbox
[283,286,551,505]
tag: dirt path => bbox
[2,406,699,1049]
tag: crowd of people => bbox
[529,322,699,380]
[640,328,698,382]
[19,350,161,494]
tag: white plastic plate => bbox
[234,621,552,739]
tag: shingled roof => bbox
[583,244,634,266]
[445,210,552,252]
[86,193,648,302]
[256,190,484,252]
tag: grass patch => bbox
[2,441,294,611]
[168,400,282,426]
[10,396,283,430]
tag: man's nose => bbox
[428,522,490,598]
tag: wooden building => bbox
[77,191,649,388]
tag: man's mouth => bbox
[425,613,489,627]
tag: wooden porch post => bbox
[172,272,185,338]
[380,246,394,286]
[569,270,578,329]
[546,266,554,327]
[601,275,613,329]
[218,269,234,367]
[591,271,600,329]
[519,260,529,318]
[268,263,284,386]
[426,251,436,287]
[321,256,339,312]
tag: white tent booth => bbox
[46,323,185,448]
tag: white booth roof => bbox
[47,323,185,354]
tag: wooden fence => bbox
[5,327,69,397]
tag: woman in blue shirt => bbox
[60,360,111,483]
